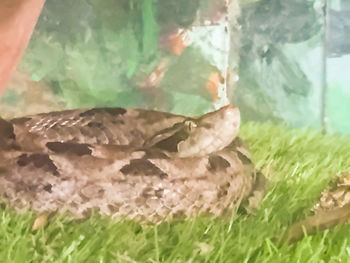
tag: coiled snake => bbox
[0,105,263,223]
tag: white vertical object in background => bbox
[188,1,233,109]
[189,0,241,110]
[190,22,230,109]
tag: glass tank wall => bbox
[236,0,325,130]
[0,0,349,133]
[236,0,349,134]
[326,0,350,133]
[1,0,237,118]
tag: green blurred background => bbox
[1,0,349,133]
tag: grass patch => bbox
[1,122,350,262]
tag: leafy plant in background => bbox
[20,0,157,109]
[18,0,328,122]
[18,0,216,115]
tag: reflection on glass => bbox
[1,0,239,118]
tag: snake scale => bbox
[0,105,264,223]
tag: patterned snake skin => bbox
[0,105,264,223]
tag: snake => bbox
[0,104,264,223]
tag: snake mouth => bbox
[143,121,191,153]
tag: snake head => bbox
[177,104,240,157]
[144,104,240,157]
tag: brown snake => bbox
[0,105,264,223]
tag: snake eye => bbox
[184,120,197,132]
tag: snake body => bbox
[0,105,262,222]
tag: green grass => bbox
[1,122,350,262]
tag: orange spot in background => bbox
[138,58,169,89]
[206,72,224,102]
[169,30,190,56]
